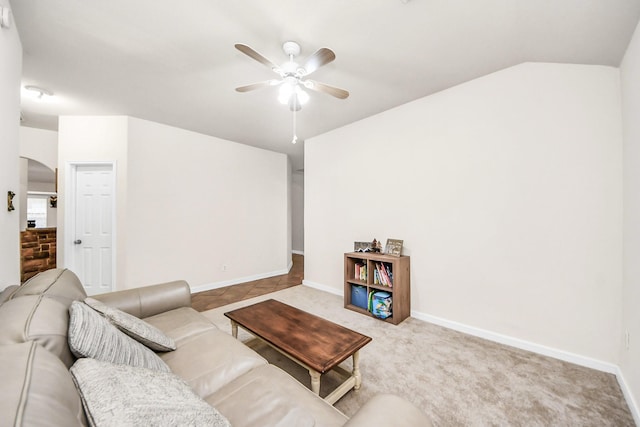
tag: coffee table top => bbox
[224,299,372,374]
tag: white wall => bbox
[20,126,58,171]
[0,0,22,287]
[57,116,129,279]
[305,62,623,364]
[621,19,640,422]
[124,117,289,290]
[292,171,304,253]
[59,116,289,291]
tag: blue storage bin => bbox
[368,291,392,319]
[351,285,368,309]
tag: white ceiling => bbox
[13,0,640,171]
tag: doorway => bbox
[65,163,115,295]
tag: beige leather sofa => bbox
[0,268,431,427]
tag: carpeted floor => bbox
[202,285,635,426]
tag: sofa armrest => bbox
[92,280,191,318]
[343,394,432,427]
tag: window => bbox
[27,195,48,228]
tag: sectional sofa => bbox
[0,268,431,426]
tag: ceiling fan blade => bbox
[302,48,336,76]
[235,43,279,71]
[305,80,349,99]
[235,80,278,93]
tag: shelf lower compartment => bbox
[344,304,398,324]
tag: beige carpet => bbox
[202,286,635,426]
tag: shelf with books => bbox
[343,252,410,325]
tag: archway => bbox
[19,157,57,282]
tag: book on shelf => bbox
[354,262,367,281]
[373,262,393,287]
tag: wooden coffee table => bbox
[224,299,372,405]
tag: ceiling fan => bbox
[235,41,349,112]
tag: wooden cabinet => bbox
[344,252,410,325]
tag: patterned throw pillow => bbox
[70,358,231,427]
[84,297,176,352]
[68,301,170,372]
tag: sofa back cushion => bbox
[0,269,87,367]
[0,285,19,305]
[0,342,87,427]
[10,268,87,302]
[0,295,77,367]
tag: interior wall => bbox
[621,19,640,421]
[20,126,58,171]
[305,62,623,364]
[0,0,22,288]
[292,171,304,253]
[57,116,129,283]
[124,117,289,290]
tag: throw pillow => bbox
[68,301,170,372]
[84,297,176,352]
[70,358,231,427]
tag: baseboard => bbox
[412,310,619,374]
[302,280,342,296]
[190,267,290,294]
[300,282,621,375]
[292,250,304,256]
[614,366,640,426]
[300,282,638,419]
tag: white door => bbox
[70,164,114,295]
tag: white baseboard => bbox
[411,310,640,422]
[190,267,290,294]
[413,310,618,374]
[302,279,342,296]
[614,366,640,426]
[229,278,640,420]
[292,250,304,256]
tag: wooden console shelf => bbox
[344,252,410,325]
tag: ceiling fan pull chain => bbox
[292,104,298,144]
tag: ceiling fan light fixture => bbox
[295,86,309,105]
[278,83,294,105]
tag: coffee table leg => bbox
[353,350,362,390]
[230,320,238,339]
[309,369,321,395]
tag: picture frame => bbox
[354,241,373,252]
[384,239,403,257]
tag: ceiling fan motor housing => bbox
[282,41,301,57]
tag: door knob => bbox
[73,239,82,245]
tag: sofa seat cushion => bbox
[143,306,219,343]
[68,301,170,372]
[70,358,230,427]
[0,295,77,367]
[0,342,87,427]
[159,328,267,398]
[206,364,348,427]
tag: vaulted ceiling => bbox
[13,0,640,171]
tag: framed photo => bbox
[384,239,403,257]
[354,241,373,252]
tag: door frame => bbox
[64,161,117,290]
